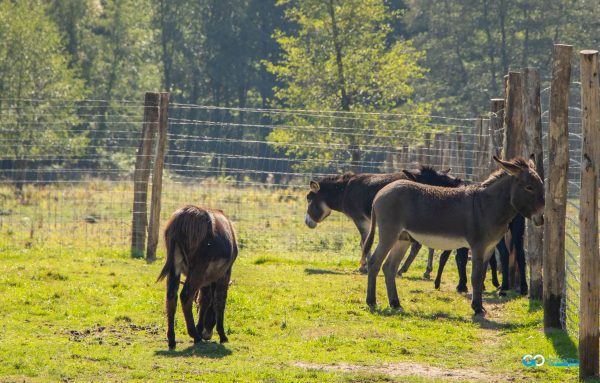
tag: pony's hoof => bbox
[472,307,486,316]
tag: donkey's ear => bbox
[493,156,521,176]
[309,180,320,193]
[528,153,536,170]
[402,169,417,181]
[441,168,452,175]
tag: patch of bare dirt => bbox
[295,361,521,382]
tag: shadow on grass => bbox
[544,328,578,360]
[304,268,347,275]
[155,341,232,358]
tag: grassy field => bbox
[0,181,590,382]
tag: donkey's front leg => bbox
[471,246,495,315]
[470,250,488,315]
[166,269,181,349]
[355,218,372,274]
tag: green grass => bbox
[0,181,590,382]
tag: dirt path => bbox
[295,361,516,382]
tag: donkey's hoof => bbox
[492,279,500,288]
[520,286,529,296]
[219,335,229,344]
[389,298,401,309]
[168,341,176,350]
[397,270,403,277]
[499,289,508,297]
[366,297,377,307]
[358,265,368,274]
[456,285,468,293]
[434,280,441,290]
[423,272,431,280]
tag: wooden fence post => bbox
[146,92,170,261]
[578,49,599,379]
[503,71,525,289]
[522,67,544,300]
[543,44,572,330]
[489,99,505,174]
[131,92,160,257]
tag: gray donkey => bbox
[363,156,544,315]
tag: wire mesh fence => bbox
[1,98,497,267]
[0,95,588,322]
[539,80,585,338]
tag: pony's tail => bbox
[362,207,377,261]
[157,236,177,283]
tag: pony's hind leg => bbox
[212,268,232,343]
[196,285,214,339]
[382,238,411,308]
[180,273,205,343]
[166,269,181,349]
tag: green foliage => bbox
[266,0,430,171]
[404,0,600,116]
[0,1,87,183]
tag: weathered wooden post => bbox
[131,92,160,257]
[503,71,525,289]
[146,92,170,261]
[578,49,599,379]
[543,44,572,330]
[522,67,544,300]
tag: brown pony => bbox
[157,205,238,349]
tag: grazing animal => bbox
[304,166,462,272]
[157,205,238,349]
[363,156,544,315]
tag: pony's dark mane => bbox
[418,165,440,176]
[481,157,530,187]
[316,171,354,185]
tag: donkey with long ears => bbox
[304,166,463,272]
[157,205,238,349]
[363,156,544,314]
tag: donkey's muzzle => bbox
[305,214,318,229]
[532,213,544,226]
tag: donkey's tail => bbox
[362,207,377,261]
[157,236,177,282]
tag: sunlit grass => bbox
[0,181,586,382]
